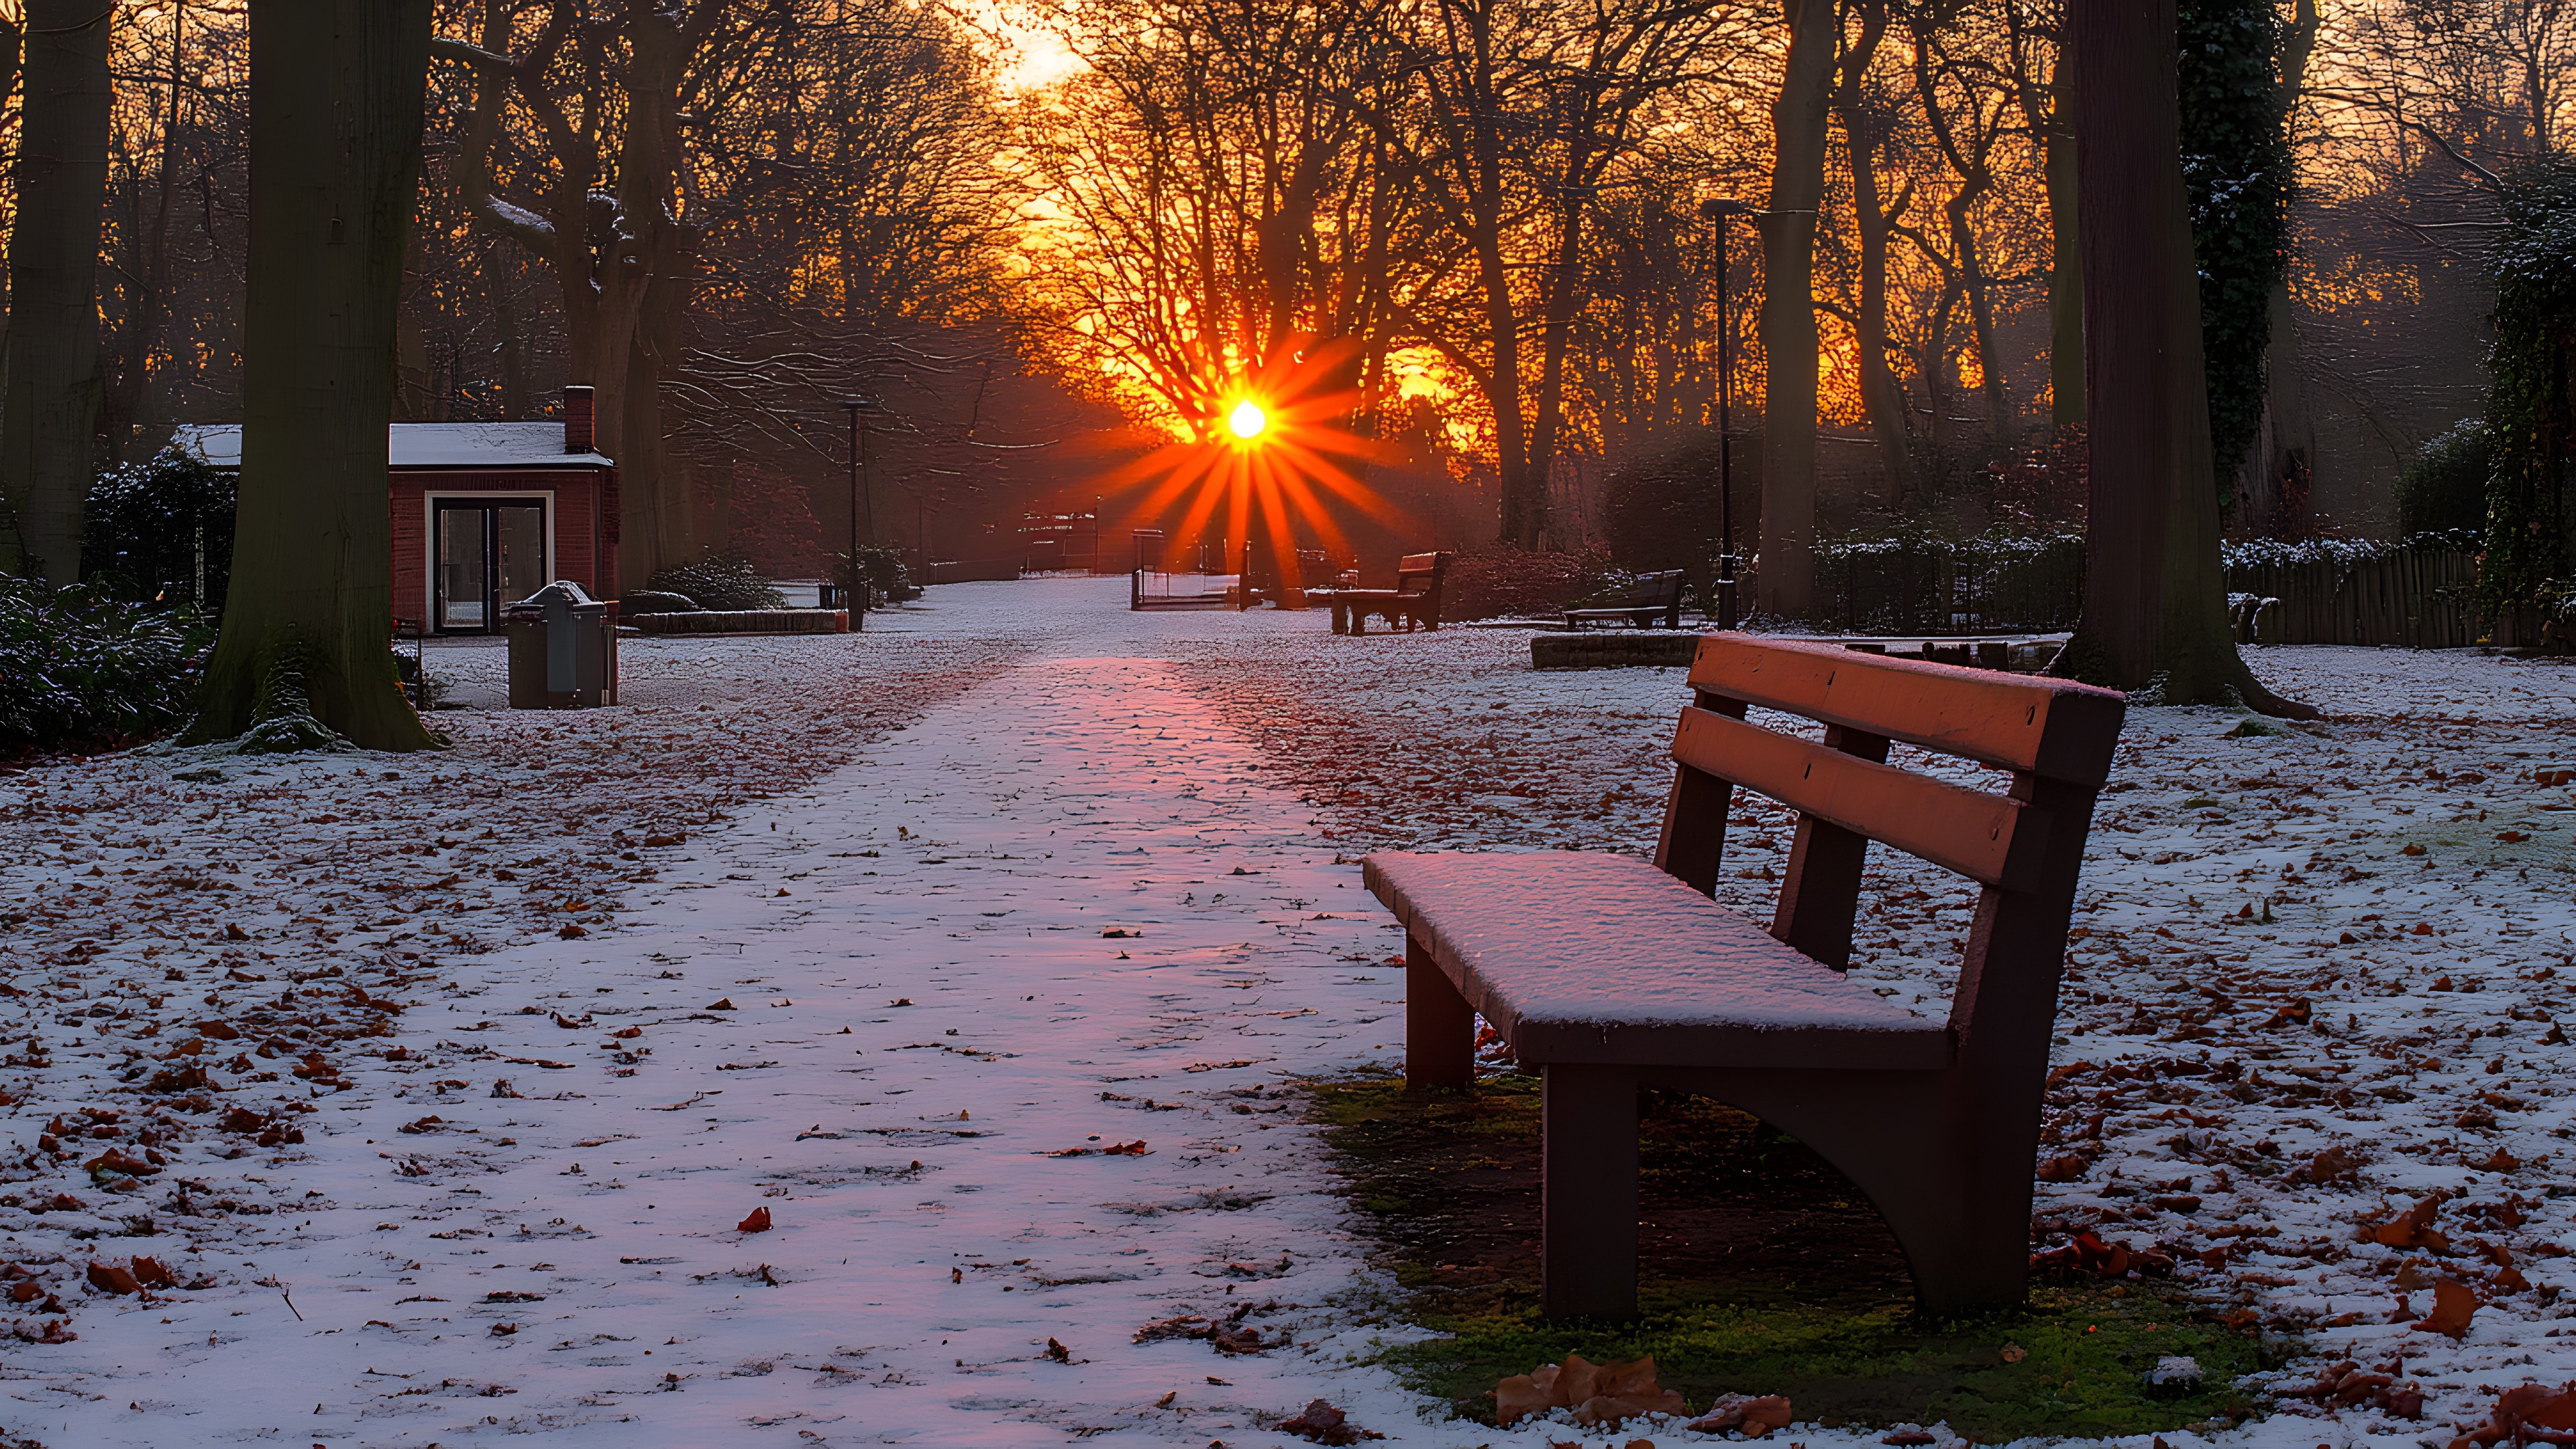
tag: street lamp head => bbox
[1700,199,1757,219]
[841,396,881,413]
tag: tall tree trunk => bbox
[2234,0,2318,535]
[2059,0,2306,716]
[2006,0,2082,431]
[99,0,189,468]
[1,0,113,584]
[1758,0,1836,617]
[2042,60,2082,431]
[184,0,440,751]
[1833,11,1914,509]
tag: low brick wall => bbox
[1530,631,1701,669]
[626,609,849,636]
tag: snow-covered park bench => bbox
[1561,568,1686,629]
[1322,551,1448,635]
[1362,634,2127,1319]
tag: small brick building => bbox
[176,387,619,635]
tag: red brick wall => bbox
[390,468,612,629]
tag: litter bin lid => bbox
[506,580,603,620]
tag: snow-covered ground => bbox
[0,578,2571,1448]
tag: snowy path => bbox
[27,638,1470,1447]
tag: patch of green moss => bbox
[1307,1073,2277,1441]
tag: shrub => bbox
[843,545,920,604]
[1599,431,1753,576]
[2395,419,2489,539]
[1439,548,1593,622]
[82,449,237,608]
[645,555,785,612]
[0,580,213,756]
[621,588,700,615]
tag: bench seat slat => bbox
[1686,634,2125,784]
[1671,706,2049,891]
[1364,851,1951,1071]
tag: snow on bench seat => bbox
[1364,849,1950,1071]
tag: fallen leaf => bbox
[707,998,737,1011]
[737,1207,773,1234]
[1685,1393,1794,1438]
[2414,1278,2477,1338]
[85,1262,143,1296]
[1278,1397,1380,1444]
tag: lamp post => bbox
[840,396,880,616]
[1699,199,1756,631]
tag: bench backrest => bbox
[1625,570,1684,607]
[1394,551,1448,599]
[1652,633,2125,1061]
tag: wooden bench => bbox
[1323,551,1449,635]
[1363,633,2125,1318]
[1563,569,1686,629]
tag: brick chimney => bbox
[564,385,596,454]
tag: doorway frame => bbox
[426,491,556,635]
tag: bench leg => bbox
[1541,1063,1638,1320]
[1404,936,1474,1089]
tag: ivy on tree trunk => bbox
[2176,0,2290,505]
[182,0,441,753]
[2480,158,2576,625]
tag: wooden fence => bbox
[2224,547,2481,647]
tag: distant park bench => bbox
[1322,552,1450,635]
[1363,633,2125,1318]
[1562,570,1686,629]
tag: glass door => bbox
[433,500,549,634]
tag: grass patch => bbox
[1307,1072,2274,1440]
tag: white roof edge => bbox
[168,422,612,470]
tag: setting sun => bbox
[1226,399,1269,441]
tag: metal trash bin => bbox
[506,580,608,709]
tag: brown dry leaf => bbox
[2414,1278,2477,1338]
[737,1206,773,1234]
[128,1256,175,1290]
[1102,1140,1150,1156]
[1495,1375,1551,1426]
[1278,1397,1379,1444]
[2446,1382,2576,1448]
[1686,1393,1794,1438]
[85,1262,142,1296]
[2372,1195,2446,1250]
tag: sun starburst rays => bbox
[1100,337,1409,590]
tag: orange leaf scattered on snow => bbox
[2446,1381,2576,1448]
[738,1207,773,1234]
[2415,1279,2478,1338]
[85,1262,142,1296]
[1278,1398,1381,1444]
[1686,1393,1795,1438]
[2371,1195,2452,1252]
[1493,1353,1688,1430]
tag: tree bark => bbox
[2006,0,2082,431]
[1833,3,1914,508]
[2059,0,2308,715]
[1758,0,1837,617]
[99,0,190,468]
[184,0,441,751]
[1,0,113,584]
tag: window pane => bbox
[437,509,488,630]
[496,505,547,606]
